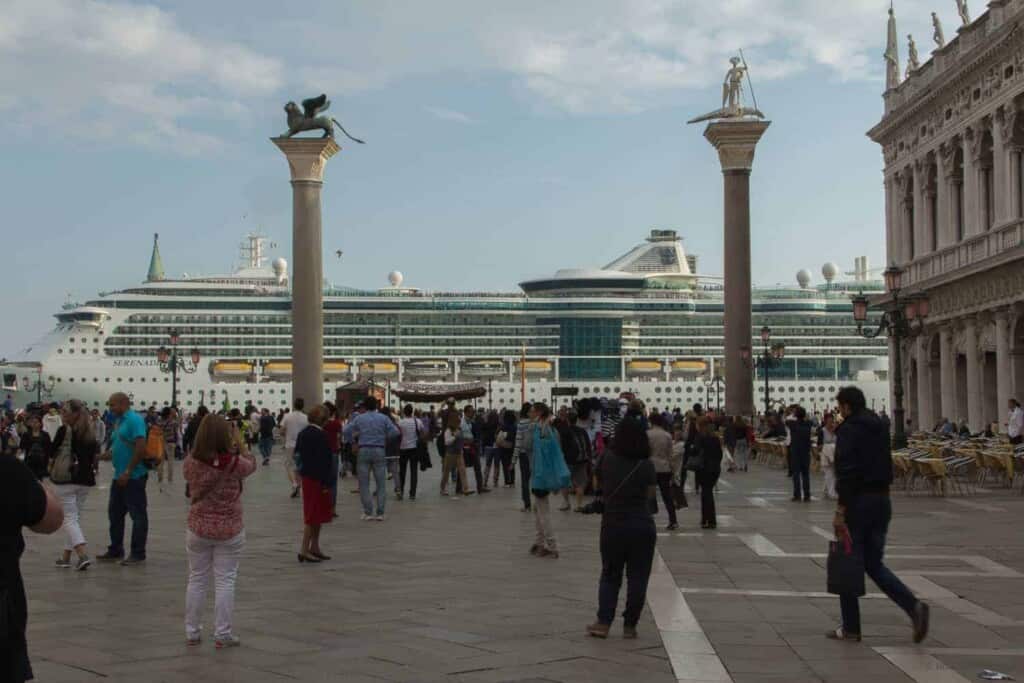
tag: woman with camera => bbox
[183,414,255,648]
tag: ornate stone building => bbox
[868,0,1024,433]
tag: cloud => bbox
[424,106,476,124]
[0,0,283,153]
[250,0,945,115]
[0,0,951,151]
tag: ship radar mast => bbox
[238,233,276,270]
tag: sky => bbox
[0,0,952,353]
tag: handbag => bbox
[50,431,75,484]
[826,535,866,596]
[530,426,571,493]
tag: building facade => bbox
[868,0,1024,432]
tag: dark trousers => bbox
[597,516,657,626]
[328,453,339,507]
[500,448,514,485]
[462,446,484,492]
[792,457,811,499]
[697,470,719,526]
[519,455,532,509]
[399,448,419,497]
[839,494,919,635]
[655,473,677,526]
[108,476,148,559]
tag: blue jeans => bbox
[108,476,148,559]
[839,494,919,634]
[357,447,387,516]
[258,436,273,461]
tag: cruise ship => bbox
[0,230,889,414]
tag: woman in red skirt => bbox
[295,405,333,563]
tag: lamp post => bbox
[22,369,55,405]
[199,389,206,407]
[156,329,200,408]
[743,325,785,417]
[851,265,929,450]
[703,375,724,413]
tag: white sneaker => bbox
[360,513,372,521]
[374,515,386,521]
[215,635,241,649]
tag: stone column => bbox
[937,142,955,248]
[939,325,956,422]
[916,334,933,431]
[964,316,983,431]
[995,310,1012,424]
[1009,146,1022,221]
[884,175,897,260]
[703,119,770,417]
[272,137,341,409]
[913,160,927,257]
[995,109,1011,225]
[962,127,979,237]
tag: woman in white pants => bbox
[50,400,99,571]
[819,413,838,500]
[183,414,255,649]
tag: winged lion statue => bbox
[281,94,365,144]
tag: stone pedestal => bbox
[703,119,770,416]
[272,137,341,409]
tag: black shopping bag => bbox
[826,537,865,596]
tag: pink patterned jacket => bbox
[183,453,256,540]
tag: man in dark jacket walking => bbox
[829,386,929,643]
[788,407,813,502]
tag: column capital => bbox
[703,119,771,172]
[271,137,341,182]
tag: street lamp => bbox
[851,265,928,450]
[743,326,785,417]
[22,369,55,405]
[156,329,200,408]
[703,375,724,413]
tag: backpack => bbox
[145,424,165,468]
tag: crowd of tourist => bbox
[19,383,1024,678]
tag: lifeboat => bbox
[626,360,663,375]
[670,360,708,375]
[405,360,450,377]
[359,362,398,378]
[263,361,292,379]
[461,359,506,377]
[516,360,553,375]
[211,362,253,378]
[324,362,350,379]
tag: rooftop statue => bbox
[687,56,765,124]
[280,94,365,143]
[905,35,920,77]
[932,12,945,47]
[956,0,971,26]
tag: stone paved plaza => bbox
[19,450,1024,683]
